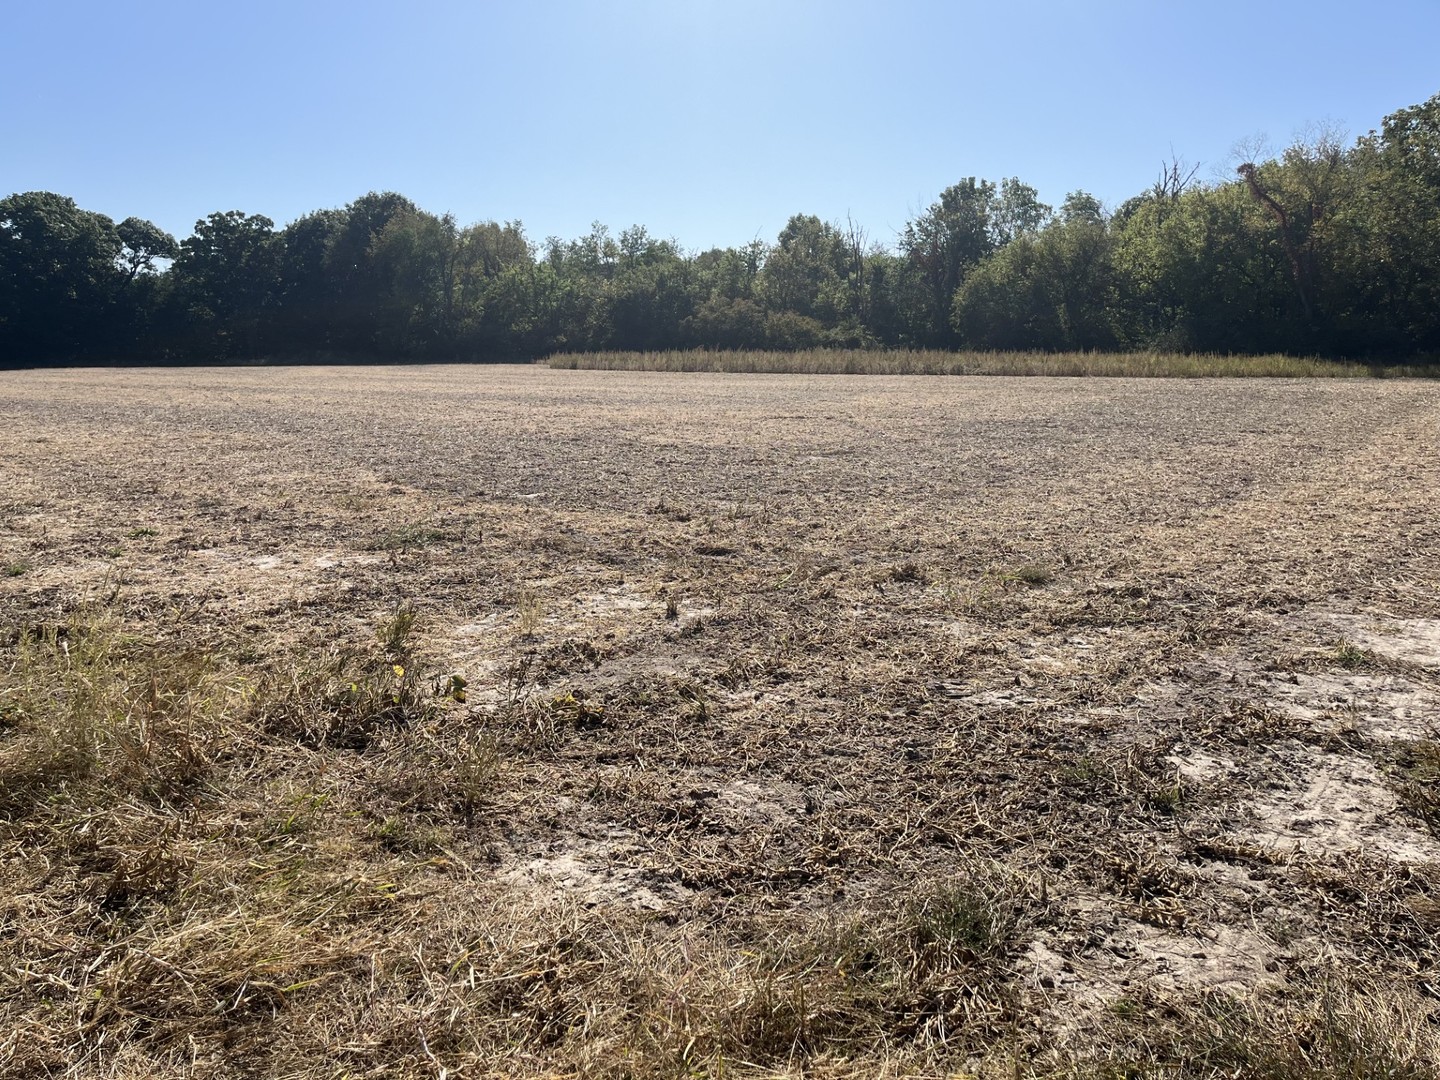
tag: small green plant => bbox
[1058,754,1106,786]
[1333,639,1375,670]
[1149,778,1184,814]
[127,527,159,539]
[3,562,28,577]
[1109,995,1142,1019]
[442,673,468,702]
[907,882,1012,963]
[379,603,417,658]
[265,793,329,842]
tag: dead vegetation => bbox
[1,364,1439,1076]
[547,348,1439,379]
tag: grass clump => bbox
[0,615,244,815]
[1392,739,1440,836]
[1007,562,1054,587]
[369,523,456,551]
[1332,638,1378,670]
[1069,975,1440,1078]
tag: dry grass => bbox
[2,365,1439,1076]
[546,348,1439,378]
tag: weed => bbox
[902,877,1019,966]
[676,679,710,722]
[441,672,468,702]
[1393,740,1440,835]
[1333,638,1377,670]
[452,732,501,822]
[1008,562,1053,587]
[546,690,606,730]
[515,587,544,638]
[493,651,556,743]
[890,561,929,584]
[265,793,329,842]
[371,524,454,551]
[1149,778,1185,814]
[371,813,446,854]
[3,561,28,577]
[1109,996,1142,1019]
[1055,751,1110,789]
[256,608,434,750]
[379,602,418,658]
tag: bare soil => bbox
[2,364,1438,1075]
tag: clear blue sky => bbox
[4,0,1437,251]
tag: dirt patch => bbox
[1242,742,1440,864]
[1266,670,1439,742]
[501,844,687,913]
[1315,612,1440,668]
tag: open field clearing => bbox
[2,364,1439,1077]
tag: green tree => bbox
[1234,132,1348,340]
[325,192,421,354]
[897,177,1044,345]
[1344,94,1440,352]
[953,203,1115,351]
[274,208,347,353]
[0,191,123,362]
[761,215,845,320]
[116,217,179,281]
[371,208,467,355]
[992,177,1053,245]
[607,226,693,350]
[170,210,279,358]
[681,295,768,348]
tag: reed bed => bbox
[548,348,1435,378]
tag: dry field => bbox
[1,364,1439,1077]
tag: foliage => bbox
[0,191,124,361]
[4,92,1440,365]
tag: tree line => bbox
[3,93,1438,366]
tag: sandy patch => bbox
[1244,742,1440,864]
[1316,613,1440,668]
